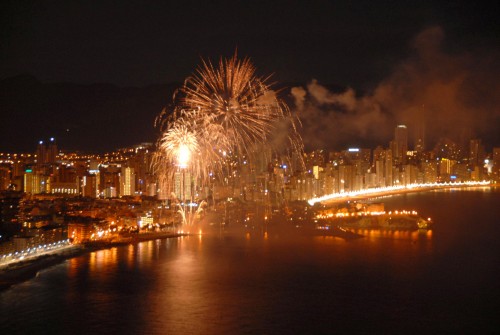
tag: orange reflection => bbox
[127,244,135,268]
[347,228,433,242]
[67,256,81,279]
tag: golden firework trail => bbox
[154,52,304,203]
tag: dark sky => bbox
[1,1,499,152]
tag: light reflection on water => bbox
[1,188,499,334]
[347,228,433,241]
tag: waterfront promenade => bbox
[0,231,188,290]
[307,181,492,205]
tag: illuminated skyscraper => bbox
[384,149,393,186]
[394,125,408,164]
[23,169,47,194]
[120,167,135,196]
[35,140,46,168]
[35,138,58,176]
[492,147,500,181]
[469,139,484,168]
[439,158,456,181]
[81,174,98,198]
[47,137,58,164]
[422,161,438,183]
[174,170,192,201]
[342,148,371,176]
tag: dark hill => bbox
[0,75,179,153]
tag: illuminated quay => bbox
[307,180,491,205]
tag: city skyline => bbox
[1,3,499,333]
[1,124,497,200]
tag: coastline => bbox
[0,231,187,291]
[316,183,494,205]
[2,185,495,291]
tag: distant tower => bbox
[394,125,408,164]
[493,147,500,181]
[35,137,58,173]
[47,137,58,164]
[414,120,425,153]
[469,139,484,168]
[36,140,46,168]
[120,167,136,196]
[384,148,393,186]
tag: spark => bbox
[154,52,304,225]
[157,52,304,165]
[159,123,197,169]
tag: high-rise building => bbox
[492,147,500,181]
[127,144,154,195]
[81,174,98,198]
[469,139,485,168]
[375,159,385,187]
[439,158,456,181]
[384,149,393,186]
[372,146,385,164]
[422,161,438,183]
[394,125,408,164]
[23,170,47,194]
[35,140,46,168]
[174,170,192,201]
[414,120,425,153]
[402,164,419,185]
[100,164,120,196]
[47,137,58,164]
[338,165,355,192]
[342,148,371,175]
[35,138,58,167]
[120,167,135,197]
[0,167,10,191]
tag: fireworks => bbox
[154,52,304,219]
[158,52,303,159]
[159,123,198,169]
[178,56,279,156]
[156,109,228,184]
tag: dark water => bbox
[1,188,499,334]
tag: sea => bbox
[1,187,499,334]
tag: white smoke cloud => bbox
[291,86,306,110]
[292,26,500,151]
[257,89,277,105]
[307,79,356,110]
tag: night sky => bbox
[1,1,499,152]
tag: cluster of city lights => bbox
[308,180,491,205]
[0,239,71,264]
[316,209,419,219]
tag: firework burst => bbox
[154,52,304,208]
[156,110,228,183]
[160,123,198,167]
[155,53,304,159]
